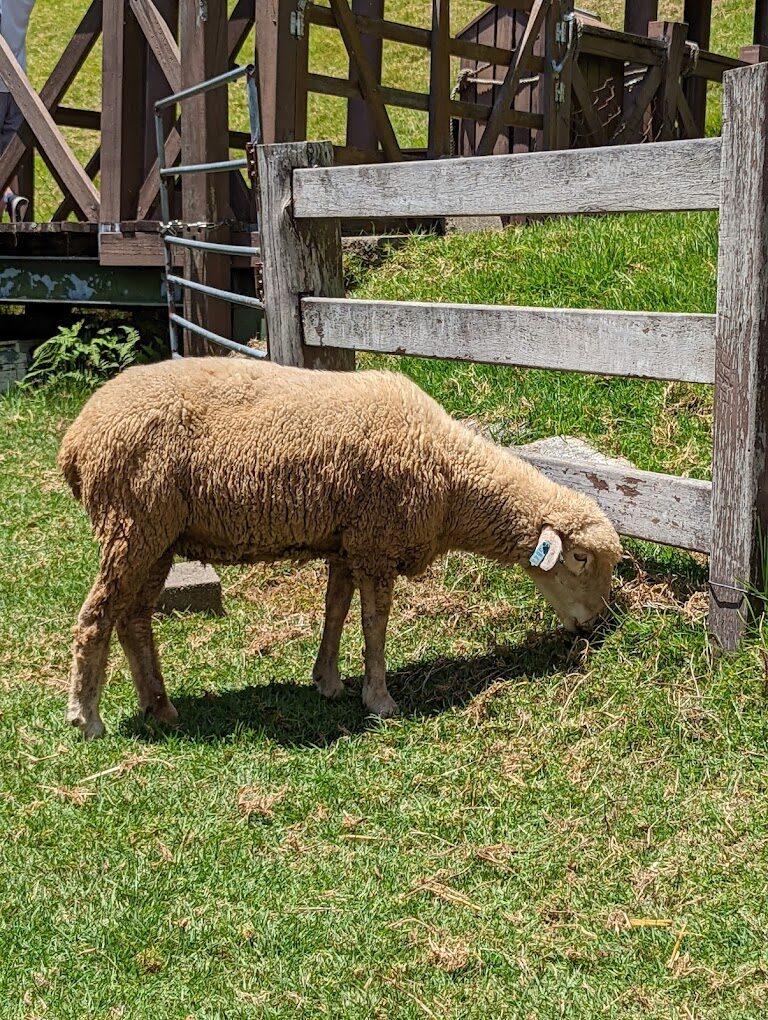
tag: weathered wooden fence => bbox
[255,61,768,651]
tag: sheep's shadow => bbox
[122,629,581,748]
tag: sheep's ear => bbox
[529,526,563,571]
[563,547,590,576]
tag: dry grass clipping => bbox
[426,935,474,974]
[237,784,287,821]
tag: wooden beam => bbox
[0,0,103,191]
[228,0,255,63]
[101,0,147,224]
[255,141,353,370]
[516,453,711,552]
[292,138,722,219]
[130,0,182,93]
[346,0,384,153]
[624,0,658,35]
[649,21,689,142]
[544,0,573,151]
[428,0,452,158]
[476,0,550,156]
[755,0,768,45]
[329,0,402,160]
[709,63,768,649]
[683,0,711,133]
[0,36,100,220]
[300,298,716,384]
[254,0,300,143]
[179,0,231,355]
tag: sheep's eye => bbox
[573,552,588,563]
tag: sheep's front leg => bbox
[312,559,354,700]
[359,575,398,718]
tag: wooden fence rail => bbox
[256,62,768,651]
[292,138,722,218]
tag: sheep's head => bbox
[524,517,622,633]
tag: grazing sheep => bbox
[59,357,622,738]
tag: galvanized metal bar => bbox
[170,312,266,358]
[167,273,264,309]
[155,63,254,110]
[155,105,179,356]
[161,157,249,177]
[164,235,260,257]
[247,66,262,145]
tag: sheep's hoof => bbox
[364,693,400,719]
[312,666,345,700]
[146,700,179,725]
[67,708,107,740]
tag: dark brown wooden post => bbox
[101,0,148,225]
[16,149,34,223]
[143,0,178,210]
[544,0,573,151]
[683,0,711,135]
[347,0,384,154]
[255,141,354,371]
[649,21,688,141]
[709,63,768,650]
[428,0,452,158]
[624,1,658,35]
[254,0,301,144]
[755,0,768,45]
[179,0,231,355]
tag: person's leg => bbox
[0,97,29,222]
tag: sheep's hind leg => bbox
[116,552,178,724]
[359,575,398,718]
[312,559,354,700]
[67,573,121,740]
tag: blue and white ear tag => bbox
[530,541,550,567]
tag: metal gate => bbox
[155,63,265,360]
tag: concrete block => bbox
[157,561,224,616]
[444,215,504,234]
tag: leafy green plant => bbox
[23,320,159,388]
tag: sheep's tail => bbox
[58,430,82,502]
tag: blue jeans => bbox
[0,93,23,154]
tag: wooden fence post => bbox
[255,141,354,371]
[709,62,768,650]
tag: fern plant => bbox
[24,321,160,388]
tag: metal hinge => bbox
[290,0,308,37]
[554,80,565,104]
[245,141,258,184]
[555,19,568,44]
